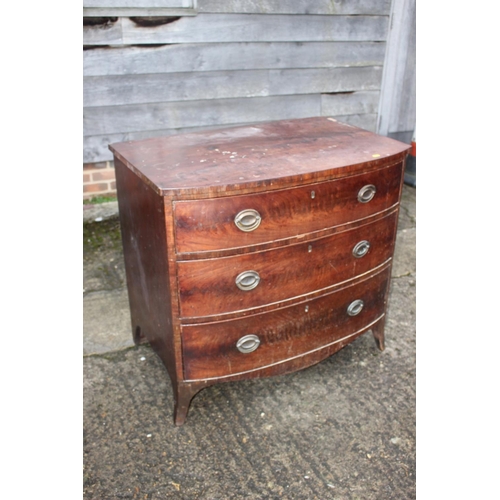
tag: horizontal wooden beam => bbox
[321,91,380,116]
[84,66,382,107]
[197,0,391,15]
[84,0,195,7]
[84,8,197,16]
[84,94,321,136]
[84,41,385,77]
[83,14,389,45]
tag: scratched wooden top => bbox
[109,117,410,197]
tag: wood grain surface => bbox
[114,158,181,383]
[84,14,389,45]
[84,42,386,77]
[84,67,382,107]
[174,161,403,255]
[177,211,398,318]
[109,117,410,197]
[110,116,409,424]
[182,265,391,380]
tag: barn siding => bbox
[377,0,416,142]
[83,1,394,164]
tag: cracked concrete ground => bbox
[83,185,416,499]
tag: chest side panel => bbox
[114,159,178,377]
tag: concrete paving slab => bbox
[83,288,133,355]
[83,201,119,223]
[393,227,416,278]
[398,185,416,231]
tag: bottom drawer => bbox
[182,266,391,380]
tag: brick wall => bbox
[83,161,116,200]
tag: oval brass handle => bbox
[235,270,261,291]
[358,184,376,203]
[234,209,261,232]
[353,240,370,258]
[236,334,261,353]
[347,299,364,316]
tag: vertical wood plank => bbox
[377,0,416,136]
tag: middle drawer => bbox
[177,210,397,319]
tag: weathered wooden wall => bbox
[83,0,395,163]
[377,0,416,143]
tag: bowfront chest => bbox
[109,117,410,425]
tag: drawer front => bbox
[177,211,397,319]
[174,162,403,254]
[182,266,391,380]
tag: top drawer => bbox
[173,162,403,255]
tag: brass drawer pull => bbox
[235,270,261,291]
[358,184,376,203]
[347,299,364,316]
[234,209,261,232]
[353,240,370,258]
[236,334,261,353]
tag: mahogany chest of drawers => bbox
[109,117,410,425]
